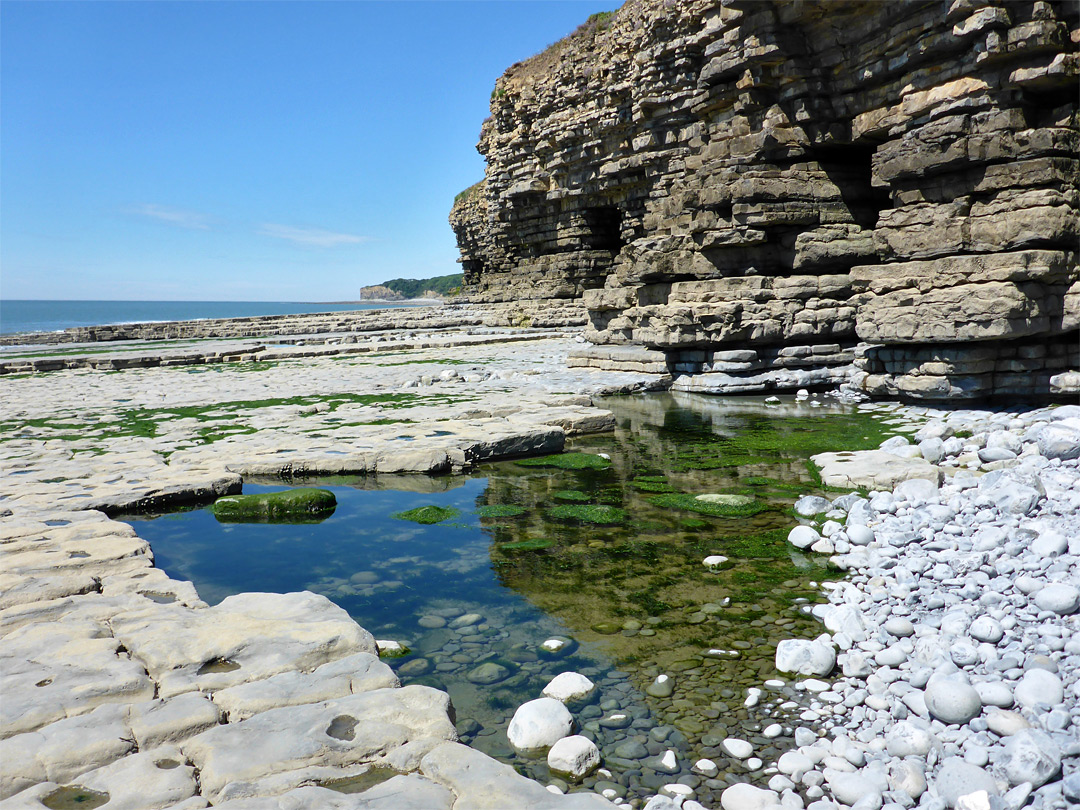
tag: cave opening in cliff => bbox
[810,144,890,231]
[582,205,625,253]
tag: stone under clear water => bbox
[125,392,893,804]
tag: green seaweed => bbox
[548,504,627,524]
[499,538,555,551]
[553,490,590,502]
[648,492,769,518]
[391,505,461,525]
[212,488,336,523]
[517,452,611,471]
[476,504,526,518]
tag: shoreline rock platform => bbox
[2,306,1076,809]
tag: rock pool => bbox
[124,392,895,805]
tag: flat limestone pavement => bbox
[0,316,647,808]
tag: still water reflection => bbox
[126,393,891,803]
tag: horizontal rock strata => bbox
[0,300,587,347]
[452,0,1079,400]
[1,327,650,808]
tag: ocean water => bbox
[0,299,412,335]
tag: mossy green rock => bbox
[553,490,590,502]
[391,505,461,524]
[476,504,526,518]
[548,504,627,525]
[500,538,555,551]
[648,492,767,518]
[212,488,336,523]
[517,452,611,470]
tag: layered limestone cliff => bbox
[450,0,1079,400]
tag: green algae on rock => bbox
[211,488,336,523]
[476,504,527,518]
[553,489,591,502]
[548,504,627,524]
[498,537,556,551]
[391,505,462,524]
[517,452,611,470]
[647,492,768,518]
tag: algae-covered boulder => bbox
[211,488,336,523]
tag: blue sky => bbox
[1,1,617,301]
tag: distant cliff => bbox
[358,274,463,301]
[451,0,1078,400]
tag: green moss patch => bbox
[391,505,461,525]
[548,504,627,525]
[500,538,555,551]
[648,492,769,518]
[212,488,336,523]
[632,477,676,493]
[517,452,611,471]
[476,504,526,518]
[553,490,590,502]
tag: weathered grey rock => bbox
[1036,421,1080,460]
[210,652,398,721]
[775,639,836,676]
[209,777,455,810]
[645,674,675,698]
[812,451,943,490]
[180,685,456,802]
[420,742,615,808]
[999,729,1061,787]
[795,496,833,516]
[885,722,935,757]
[823,767,889,807]
[507,698,573,752]
[110,591,376,699]
[935,759,1000,808]
[546,735,600,780]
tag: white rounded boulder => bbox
[775,639,836,676]
[542,672,596,704]
[924,677,982,725]
[507,697,573,751]
[546,734,600,780]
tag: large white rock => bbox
[1036,421,1080,460]
[720,783,780,810]
[787,525,821,549]
[546,735,600,780]
[935,758,999,808]
[542,672,596,704]
[774,639,836,676]
[885,721,936,757]
[1033,583,1080,615]
[924,677,982,725]
[999,729,1061,787]
[811,449,943,490]
[507,698,573,752]
[1014,668,1064,709]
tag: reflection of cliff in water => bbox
[473,393,891,736]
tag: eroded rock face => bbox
[452,0,1079,400]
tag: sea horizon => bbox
[0,298,428,336]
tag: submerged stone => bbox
[390,505,461,524]
[211,488,336,523]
